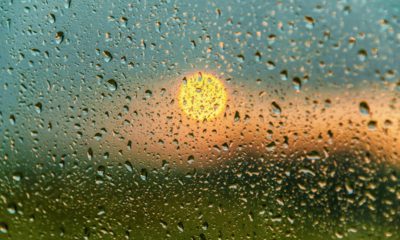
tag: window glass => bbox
[0,0,399,239]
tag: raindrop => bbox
[102,51,113,62]
[234,111,240,122]
[94,132,102,141]
[202,221,209,230]
[266,141,276,151]
[12,172,22,181]
[177,222,184,232]
[7,203,17,215]
[97,206,106,216]
[358,49,367,62]
[368,120,377,130]
[64,0,71,8]
[119,17,128,27]
[140,168,148,181]
[97,166,105,177]
[266,61,275,70]
[345,181,354,194]
[107,79,117,91]
[255,52,261,62]
[348,37,356,49]
[34,102,42,113]
[48,13,56,23]
[187,155,195,164]
[9,114,15,125]
[222,143,229,151]
[145,90,153,99]
[304,16,315,29]
[343,5,352,14]
[87,148,93,160]
[280,70,288,81]
[359,101,370,115]
[105,32,112,42]
[30,48,40,56]
[268,34,276,44]
[292,77,301,92]
[271,101,282,115]
[0,222,8,234]
[54,31,64,44]
[124,161,133,172]
[236,54,245,63]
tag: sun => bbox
[178,72,227,121]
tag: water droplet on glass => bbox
[304,16,315,29]
[358,49,367,62]
[234,111,240,122]
[34,102,42,113]
[124,161,133,172]
[280,70,288,81]
[87,148,93,160]
[187,155,195,164]
[0,222,8,234]
[368,120,377,130]
[119,17,128,27]
[54,31,64,44]
[102,51,112,62]
[7,204,17,215]
[145,90,153,99]
[271,101,282,115]
[64,0,71,9]
[292,77,302,92]
[9,114,16,125]
[236,54,245,63]
[177,222,184,232]
[107,79,117,91]
[359,101,370,115]
[12,172,22,181]
[140,168,148,181]
[48,13,56,23]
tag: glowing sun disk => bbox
[178,72,227,121]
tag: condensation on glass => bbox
[0,0,399,239]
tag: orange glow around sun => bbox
[178,72,227,121]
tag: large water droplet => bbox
[359,101,370,115]
[107,79,117,91]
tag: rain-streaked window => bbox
[1,0,399,239]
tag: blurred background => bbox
[0,0,400,239]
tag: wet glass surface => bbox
[0,0,400,239]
